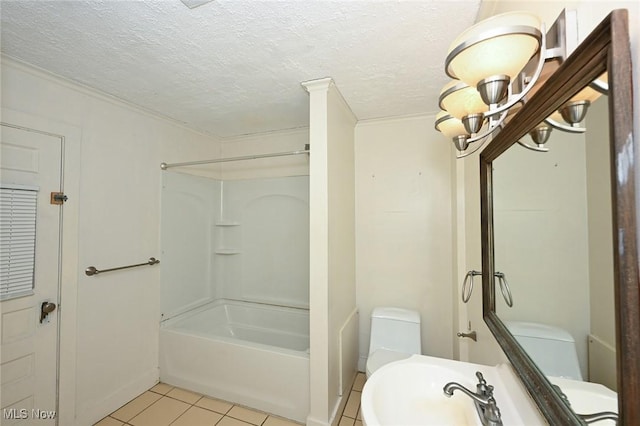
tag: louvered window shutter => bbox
[1,184,38,300]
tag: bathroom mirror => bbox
[492,94,614,388]
[480,10,639,425]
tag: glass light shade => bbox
[439,81,489,119]
[570,83,603,103]
[548,110,565,123]
[435,111,467,139]
[446,11,542,87]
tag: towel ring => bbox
[462,270,481,303]
[495,271,514,307]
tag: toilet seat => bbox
[366,349,412,377]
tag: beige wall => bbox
[354,114,455,367]
[1,57,222,425]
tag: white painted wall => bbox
[326,83,357,422]
[585,97,617,389]
[1,57,222,425]
[304,79,357,426]
[355,115,455,368]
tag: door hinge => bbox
[50,192,68,205]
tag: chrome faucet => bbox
[443,372,502,426]
[579,411,619,424]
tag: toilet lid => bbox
[366,349,412,376]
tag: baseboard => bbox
[306,415,331,426]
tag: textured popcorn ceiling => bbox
[1,0,480,138]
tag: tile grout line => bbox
[101,382,308,426]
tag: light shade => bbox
[446,12,542,87]
[435,111,467,139]
[439,80,489,119]
[570,80,605,103]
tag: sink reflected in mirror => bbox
[549,377,618,425]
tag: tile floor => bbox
[94,372,366,426]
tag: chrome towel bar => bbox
[85,257,160,276]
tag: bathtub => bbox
[159,299,310,422]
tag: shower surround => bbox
[159,171,310,421]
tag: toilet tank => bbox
[506,321,583,380]
[368,307,421,355]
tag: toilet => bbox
[366,307,422,378]
[506,321,583,380]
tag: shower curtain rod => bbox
[160,146,310,170]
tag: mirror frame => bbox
[480,10,639,425]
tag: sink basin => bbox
[361,356,483,426]
[361,354,546,425]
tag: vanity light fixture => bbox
[435,10,606,158]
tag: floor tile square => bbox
[342,390,361,418]
[352,373,366,392]
[93,417,124,426]
[227,405,268,425]
[110,391,162,422]
[166,387,201,404]
[170,406,223,426]
[150,382,174,395]
[195,396,234,414]
[129,396,190,426]
[339,416,355,426]
[263,415,303,426]
[217,416,253,426]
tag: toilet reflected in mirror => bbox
[506,321,582,381]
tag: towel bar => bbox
[85,257,160,276]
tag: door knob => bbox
[40,302,56,323]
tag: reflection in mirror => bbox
[492,95,617,394]
[479,9,638,425]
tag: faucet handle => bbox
[475,372,493,396]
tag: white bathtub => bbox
[159,299,310,422]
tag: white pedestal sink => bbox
[360,354,620,425]
[360,354,544,426]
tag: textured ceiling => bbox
[1,0,481,138]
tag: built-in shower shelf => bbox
[215,249,241,255]
[215,221,240,227]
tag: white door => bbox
[1,124,62,425]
